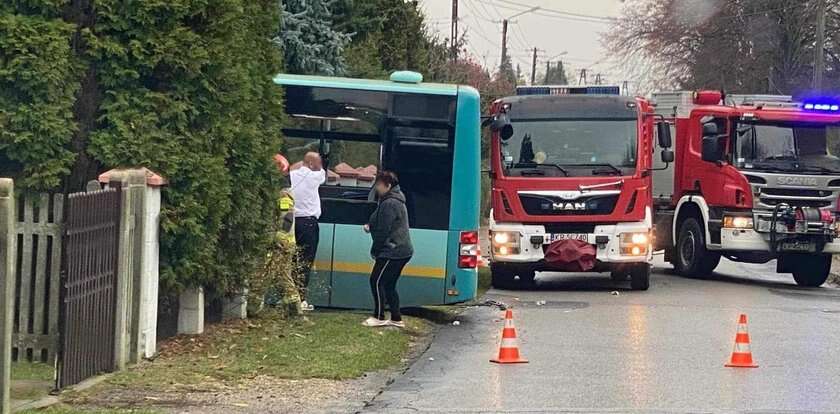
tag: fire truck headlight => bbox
[619,232,649,256]
[491,231,520,256]
[723,216,754,229]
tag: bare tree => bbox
[606,0,840,96]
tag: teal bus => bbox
[274,71,481,308]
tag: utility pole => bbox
[531,47,538,85]
[500,19,509,69]
[814,0,826,90]
[450,0,459,61]
[498,7,538,71]
[579,69,588,85]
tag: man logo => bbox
[552,202,587,211]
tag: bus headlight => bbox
[491,231,520,256]
[620,232,649,256]
[723,215,754,229]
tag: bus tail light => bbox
[459,231,479,268]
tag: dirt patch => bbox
[69,373,392,414]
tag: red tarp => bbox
[544,239,596,272]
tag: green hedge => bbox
[1,0,285,293]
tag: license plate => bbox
[545,233,589,244]
[780,241,816,252]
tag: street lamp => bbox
[500,6,540,70]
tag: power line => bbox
[485,0,615,24]
[494,0,616,22]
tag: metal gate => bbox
[57,185,122,388]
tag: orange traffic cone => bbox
[490,309,528,364]
[725,314,758,368]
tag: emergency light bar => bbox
[516,85,621,96]
[803,102,840,112]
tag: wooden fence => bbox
[13,193,63,363]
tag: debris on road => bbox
[452,321,461,326]
[610,291,620,296]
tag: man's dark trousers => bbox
[294,216,319,298]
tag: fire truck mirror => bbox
[490,114,514,141]
[701,135,725,163]
[661,149,675,163]
[702,122,719,137]
[656,122,672,148]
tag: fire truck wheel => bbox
[490,264,515,289]
[490,264,536,290]
[675,217,720,278]
[629,264,650,291]
[791,254,831,287]
[610,269,629,282]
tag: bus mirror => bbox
[661,148,675,163]
[656,122,672,148]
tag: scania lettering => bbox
[485,85,672,290]
[652,91,840,287]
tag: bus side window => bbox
[386,123,454,231]
[318,140,381,225]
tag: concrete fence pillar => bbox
[0,179,15,414]
[178,287,205,335]
[99,168,167,366]
[222,290,248,320]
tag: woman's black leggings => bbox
[369,257,410,321]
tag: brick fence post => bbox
[0,179,15,414]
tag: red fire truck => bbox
[652,91,840,287]
[486,85,674,290]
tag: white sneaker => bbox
[300,301,314,312]
[388,320,406,328]
[362,317,389,327]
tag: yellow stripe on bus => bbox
[313,260,445,279]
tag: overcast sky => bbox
[417,0,625,85]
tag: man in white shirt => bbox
[290,152,326,311]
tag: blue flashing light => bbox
[802,100,840,112]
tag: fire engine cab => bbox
[486,85,673,290]
[652,91,840,287]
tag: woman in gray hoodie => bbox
[363,171,414,328]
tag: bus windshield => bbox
[503,118,638,177]
[734,121,840,174]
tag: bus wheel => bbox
[675,217,720,278]
[629,264,650,291]
[792,254,831,287]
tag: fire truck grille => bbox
[519,193,619,216]
[753,185,839,210]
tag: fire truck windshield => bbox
[502,118,638,177]
[734,121,840,174]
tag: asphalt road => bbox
[363,257,840,413]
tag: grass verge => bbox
[477,267,492,297]
[80,310,430,394]
[12,362,54,382]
